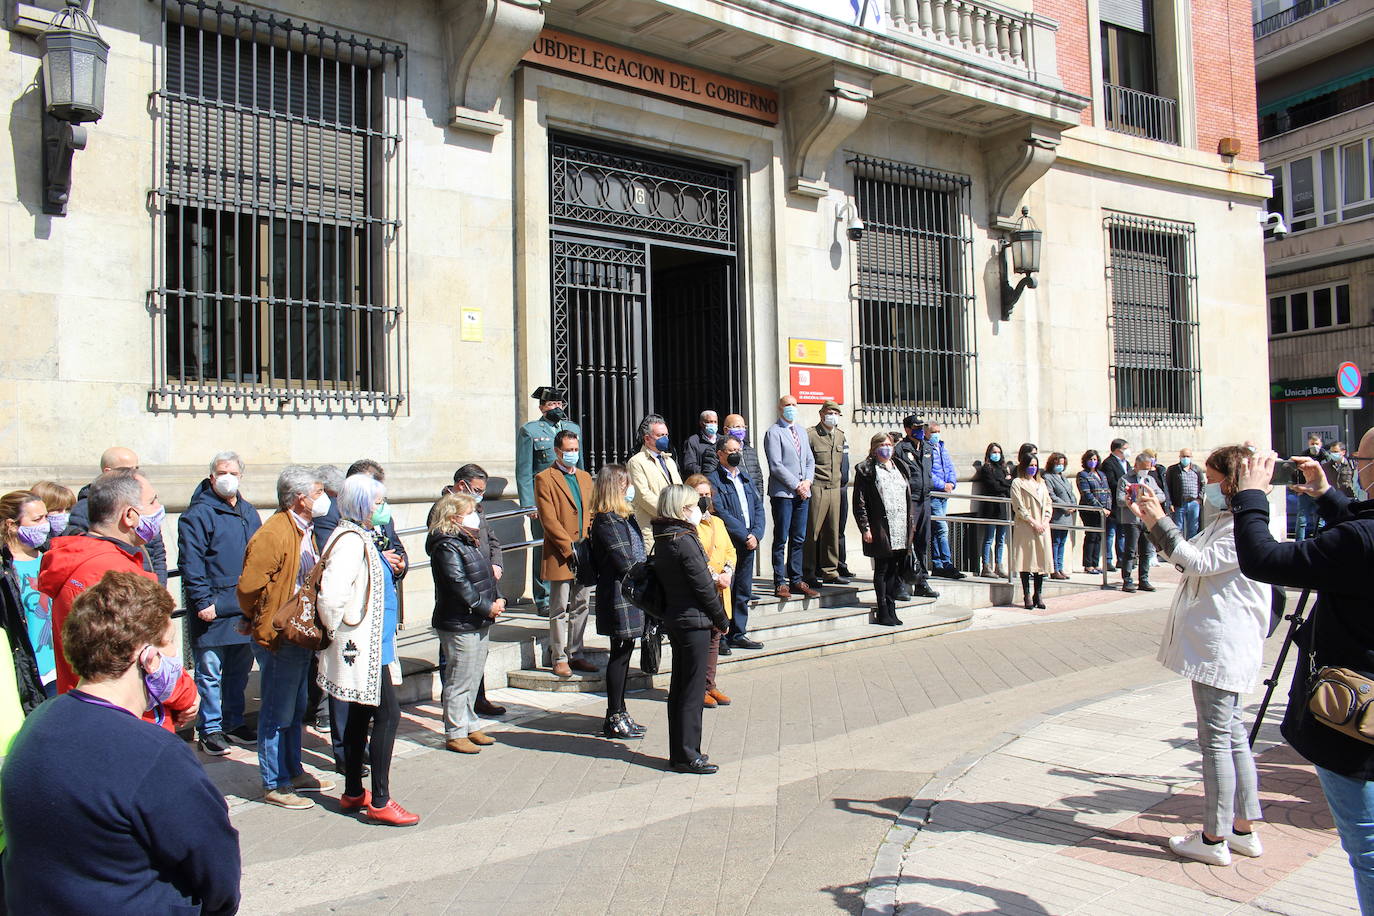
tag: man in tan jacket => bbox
[236,465,336,809]
[626,413,682,540]
[534,431,596,678]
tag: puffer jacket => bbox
[650,519,727,632]
[427,528,498,633]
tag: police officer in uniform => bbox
[804,400,849,586]
[893,415,940,600]
[516,386,582,614]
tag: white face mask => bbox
[1203,482,1228,511]
[625,485,636,503]
[460,512,481,529]
[311,492,331,519]
[823,414,839,428]
[685,506,703,526]
[212,473,240,499]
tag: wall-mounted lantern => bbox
[38,1,109,216]
[999,206,1042,320]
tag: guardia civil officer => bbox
[515,386,582,615]
[805,400,849,587]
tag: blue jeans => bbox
[193,642,254,737]
[1173,500,1201,539]
[770,495,809,586]
[1051,529,1067,573]
[1296,493,1321,539]
[252,643,313,792]
[1104,518,1118,565]
[929,497,952,568]
[981,526,1006,566]
[1316,766,1374,915]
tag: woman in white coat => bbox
[1129,444,1269,867]
[1010,447,1052,609]
[316,473,419,827]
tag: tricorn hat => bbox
[531,386,566,402]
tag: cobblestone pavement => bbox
[870,680,1353,916]
[210,582,1324,915]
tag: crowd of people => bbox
[3,391,1374,911]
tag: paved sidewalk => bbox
[867,679,1355,915]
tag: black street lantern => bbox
[999,206,1043,320]
[38,1,109,216]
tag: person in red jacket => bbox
[38,468,197,731]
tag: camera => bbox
[845,217,864,242]
[1271,459,1303,486]
[1260,211,1288,241]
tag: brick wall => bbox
[1037,0,1095,124]
[1191,0,1259,160]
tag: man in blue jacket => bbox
[763,395,818,599]
[178,450,262,756]
[926,422,965,579]
[712,437,767,649]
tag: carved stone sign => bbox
[523,29,780,125]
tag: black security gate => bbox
[550,136,742,470]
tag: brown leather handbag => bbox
[1305,608,1374,745]
[271,531,369,651]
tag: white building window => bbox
[1269,283,1352,336]
[1267,133,1374,236]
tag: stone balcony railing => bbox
[882,0,1045,72]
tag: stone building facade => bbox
[1,0,1268,589]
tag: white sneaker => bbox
[1169,831,1232,866]
[1226,830,1263,858]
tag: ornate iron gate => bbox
[550,136,741,470]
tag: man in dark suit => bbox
[711,437,766,650]
[893,415,939,599]
[1101,438,1132,572]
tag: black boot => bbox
[1021,572,1033,609]
[1033,574,1046,609]
[602,712,643,740]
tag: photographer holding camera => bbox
[1232,436,1374,913]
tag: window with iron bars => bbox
[850,155,978,424]
[150,0,407,414]
[1104,213,1201,426]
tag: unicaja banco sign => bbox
[524,29,780,125]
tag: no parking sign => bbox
[1337,362,1362,398]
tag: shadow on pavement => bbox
[831,795,911,820]
[494,726,669,770]
[824,875,1053,915]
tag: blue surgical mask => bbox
[625,485,636,503]
[989,452,1002,463]
[654,435,671,452]
[913,429,926,441]
[1204,482,1228,511]
[704,423,718,436]
[1180,456,1192,467]
[1053,464,1065,474]
[782,406,797,422]
[928,433,940,443]
[560,450,580,466]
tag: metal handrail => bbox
[1254,0,1344,39]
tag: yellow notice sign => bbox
[461,308,483,342]
[789,338,842,366]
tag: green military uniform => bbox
[516,386,582,611]
[804,400,847,583]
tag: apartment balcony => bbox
[538,0,1085,135]
[1102,83,1179,145]
[1254,0,1374,80]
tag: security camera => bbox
[1260,211,1288,240]
[845,217,864,242]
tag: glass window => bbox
[1337,284,1351,325]
[1290,291,1310,332]
[1314,287,1333,328]
[1290,157,1316,231]
[1268,167,1284,223]
[1345,143,1367,206]
[1322,148,1338,223]
[1270,296,1288,335]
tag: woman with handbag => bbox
[1129,445,1269,866]
[686,474,736,709]
[852,433,914,627]
[428,491,504,755]
[1010,447,1052,609]
[589,464,649,741]
[651,484,729,774]
[316,474,418,827]
[1232,443,1374,908]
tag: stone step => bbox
[503,603,969,693]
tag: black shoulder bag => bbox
[622,543,666,621]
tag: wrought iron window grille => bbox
[149,0,407,416]
[848,154,978,425]
[1103,211,1201,427]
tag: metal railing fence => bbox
[1103,83,1179,145]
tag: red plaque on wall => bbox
[790,366,844,404]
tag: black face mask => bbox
[724,452,743,468]
[544,407,566,423]
[697,496,710,514]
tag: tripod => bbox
[1249,587,1312,748]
